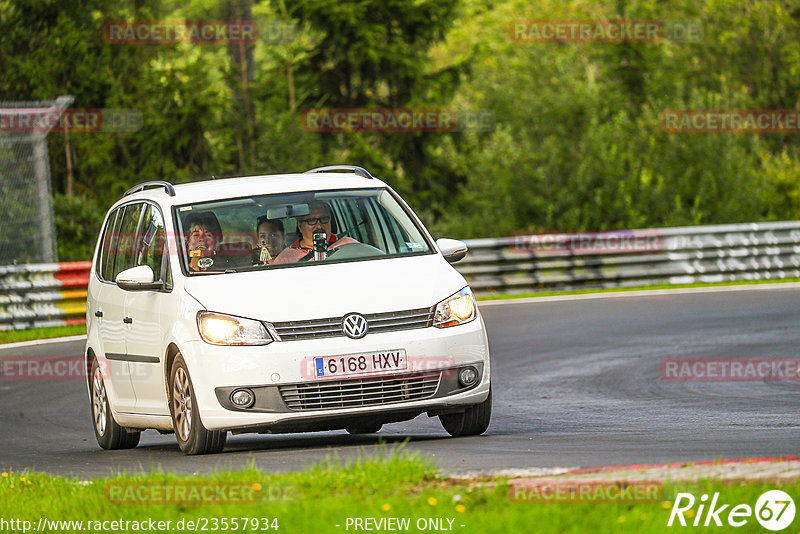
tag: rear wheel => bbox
[440,387,492,437]
[346,422,383,434]
[90,358,141,450]
[169,354,227,455]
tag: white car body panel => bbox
[84,171,491,439]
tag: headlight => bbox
[197,311,272,346]
[433,287,477,328]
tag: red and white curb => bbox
[450,455,800,482]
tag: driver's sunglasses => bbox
[299,216,330,226]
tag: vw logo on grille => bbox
[342,313,368,339]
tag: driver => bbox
[272,201,358,264]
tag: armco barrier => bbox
[459,221,800,294]
[0,262,91,331]
[2,221,800,331]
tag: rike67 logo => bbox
[668,490,795,531]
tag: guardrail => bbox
[458,221,800,295]
[0,262,90,331]
[2,221,800,330]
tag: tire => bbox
[90,358,141,450]
[439,386,492,437]
[345,422,383,434]
[169,354,227,455]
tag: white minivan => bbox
[85,166,491,454]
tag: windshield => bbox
[175,188,432,274]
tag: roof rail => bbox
[304,165,375,180]
[124,180,176,197]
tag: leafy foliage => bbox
[53,194,104,261]
[2,0,800,259]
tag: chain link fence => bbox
[0,95,73,264]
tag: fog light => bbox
[458,367,478,387]
[231,388,255,408]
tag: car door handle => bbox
[123,316,133,324]
[94,310,103,318]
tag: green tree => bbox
[277,0,467,216]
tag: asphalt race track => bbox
[1,286,799,478]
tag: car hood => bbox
[181,254,467,322]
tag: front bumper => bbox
[180,316,491,431]
[216,365,487,434]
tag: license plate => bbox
[314,349,407,378]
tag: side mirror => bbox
[436,238,468,264]
[116,265,163,291]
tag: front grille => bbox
[271,306,435,341]
[279,372,441,411]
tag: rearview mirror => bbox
[266,204,310,219]
[116,265,163,291]
[436,238,468,264]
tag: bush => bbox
[54,194,103,261]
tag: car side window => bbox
[103,207,127,281]
[112,203,144,281]
[97,208,120,281]
[163,255,173,290]
[136,204,166,280]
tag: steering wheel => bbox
[298,242,366,262]
[298,246,341,262]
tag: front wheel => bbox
[169,354,227,455]
[439,387,492,437]
[90,358,141,450]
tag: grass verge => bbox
[0,450,795,533]
[0,325,85,345]
[476,277,800,301]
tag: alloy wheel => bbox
[92,365,107,436]
[172,367,192,441]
